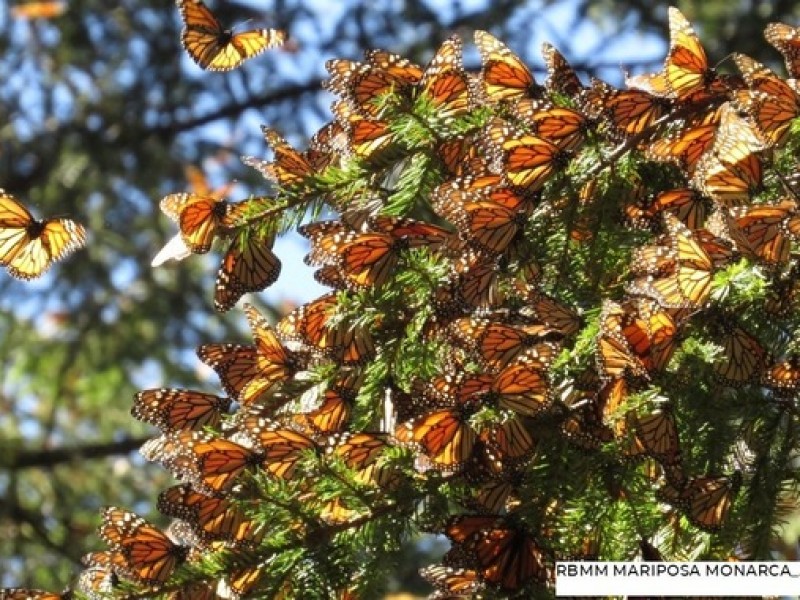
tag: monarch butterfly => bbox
[662,7,719,100]
[158,193,256,255]
[627,188,708,231]
[733,53,800,148]
[0,591,69,600]
[626,408,682,466]
[481,416,537,464]
[474,30,544,105]
[157,484,263,548]
[164,582,220,600]
[77,560,118,598]
[444,515,549,590]
[721,201,795,265]
[515,104,589,152]
[417,35,474,120]
[486,361,551,417]
[436,134,489,176]
[762,356,800,394]
[214,228,281,312]
[276,293,376,365]
[240,416,318,479]
[227,565,266,598]
[306,120,347,172]
[596,300,649,381]
[618,298,679,373]
[141,430,261,495]
[541,42,583,97]
[401,399,479,472]
[243,126,315,188]
[419,565,483,598]
[692,105,765,207]
[132,388,231,432]
[0,190,86,280]
[470,469,524,514]
[485,118,568,194]
[645,105,722,176]
[765,22,800,79]
[713,322,767,386]
[332,100,395,161]
[242,302,302,399]
[432,176,532,256]
[329,432,393,486]
[97,507,188,584]
[450,317,561,371]
[583,77,671,140]
[294,372,361,434]
[628,214,714,309]
[176,0,285,72]
[511,284,581,337]
[658,472,742,532]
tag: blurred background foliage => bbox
[1,0,798,591]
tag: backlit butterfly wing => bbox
[98,507,187,584]
[420,565,483,598]
[713,323,767,386]
[406,406,477,472]
[765,22,800,79]
[0,591,67,600]
[417,35,474,120]
[583,77,670,140]
[243,126,316,188]
[178,0,285,72]
[490,362,551,417]
[659,472,741,532]
[541,42,583,96]
[626,408,681,465]
[159,193,242,254]
[732,53,800,148]
[0,191,87,280]
[240,418,318,479]
[474,30,543,104]
[726,202,795,265]
[132,388,231,432]
[763,356,800,395]
[664,7,716,100]
[692,105,765,207]
[214,228,281,312]
[241,302,300,401]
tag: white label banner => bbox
[555,561,800,596]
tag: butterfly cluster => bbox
[14,8,800,599]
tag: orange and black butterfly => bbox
[177,0,285,71]
[157,484,263,548]
[762,355,800,395]
[420,565,483,598]
[765,22,800,79]
[277,293,375,365]
[583,77,671,140]
[485,361,551,417]
[625,408,681,466]
[733,53,799,148]
[626,188,708,231]
[692,104,765,207]
[132,388,231,433]
[481,417,537,465]
[662,7,721,101]
[658,472,742,532]
[432,175,533,256]
[485,118,569,194]
[628,214,715,309]
[474,30,544,105]
[444,515,549,590]
[512,284,582,337]
[401,403,478,472]
[541,42,583,97]
[618,298,679,374]
[240,416,318,479]
[97,506,188,584]
[76,559,118,598]
[243,126,317,188]
[214,228,281,312]
[158,193,260,255]
[722,201,795,265]
[332,100,395,161]
[197,305,300,404]
[0,591,70,600]
[141,430,261,495]
[450,317,561,371]
[521,105,588,152]
[0,190,86,280]
[596,300,649,382]
[645,105,722,175]
[329,432,394,487]
[295,371,362,434]
[713,322,767,387]
[416,35,475,120]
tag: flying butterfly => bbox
[0,190,86,280]
[132,388,231,432]
[177,0,286,72]
[97,506,188,585]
